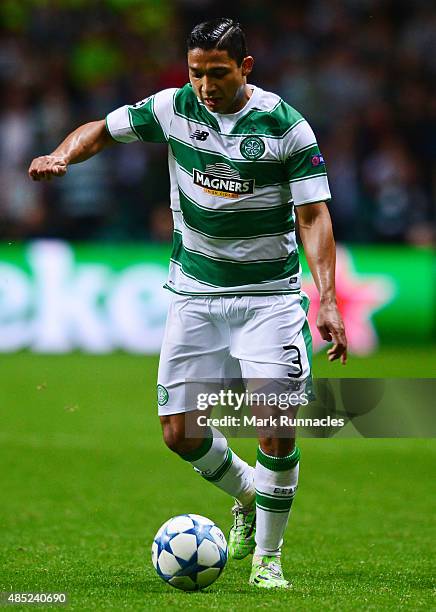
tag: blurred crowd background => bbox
[0,0,434,244]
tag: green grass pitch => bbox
[0,349,435,610]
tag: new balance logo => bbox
[190,130,209,141]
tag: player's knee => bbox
[162,424,183,453]
[259,437,295,457]
[161,418,195,455]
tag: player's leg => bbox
[159,413,254,506]
[232,293,311,587]
[249,437,300,588]
[254,436,299,558]
[157,295,255,507]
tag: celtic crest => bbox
[240,136,265,160]
[157,384,169,406]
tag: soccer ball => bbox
[151,513,228,591]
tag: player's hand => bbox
[28,155,68,181]
[316,302,347,365]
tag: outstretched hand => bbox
[316,302,347,365]
[28,155,68,181]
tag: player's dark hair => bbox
[187,18,247,66]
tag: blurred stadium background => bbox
[0,2,435,609]
[0,0,434,364]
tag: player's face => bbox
[188,48,254,114]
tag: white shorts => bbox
[157,293,312,416]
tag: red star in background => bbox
[302,246,394,355]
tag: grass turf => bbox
[0,350,435,610]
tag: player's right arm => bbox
[28,120,115,181]
[29,89,176,181]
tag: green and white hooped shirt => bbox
[106,84,331,296]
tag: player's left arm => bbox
[296,202,347,364]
